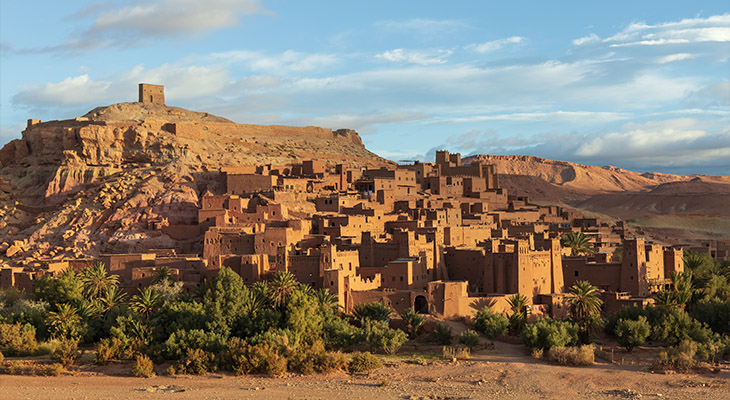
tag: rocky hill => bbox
[466,154,730,194]
[0,102,391,266]
[467,154,730,241]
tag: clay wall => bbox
[138,83,165,105]
[226,174,277,195]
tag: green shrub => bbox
[349,351,382,372]
[0,361,65,376]
[521,318,578,351]
[131,354,155,377]
[458,330,480,348]
[0,323,39,356]
[0,351,3,363]
[364,320,408,354]
[691,300,730,336]
[175,348,217,375]
[51,338,80,367]
[399,308,425,339]
[473,307,508,343]
[163,329,226,360]
[615,316,651,352]
[548,345,595,366]
[323,317,365,349]
[431,323,453,345]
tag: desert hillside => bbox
[0,102,391,265]
[466,154,730,194]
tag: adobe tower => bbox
[138,83,165,105]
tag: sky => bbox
[1,1,729,175]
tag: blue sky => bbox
[1,1,728,175]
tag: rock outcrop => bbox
[0,102,390,266]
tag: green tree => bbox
[522,318,578,351]
[615,316,651,352]
[566,280,604,344]
[352,301,392,323]
[80,262,119,299]
[203,267,245,337]
[151,267,173,285]
[33,268,83,306]
[313,288,339,312]
[100,284,127,314]
[561,231,594,256]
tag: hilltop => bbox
[0,102,390,265]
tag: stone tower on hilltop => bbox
[138,83,165,105]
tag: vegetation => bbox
[615,316,650,352]
[561,231,594,256]
[566,281,603,344]
[473,306,508,344]
[399,307,424,339]
[349,351,382,372]
[506,293,530,334]
[522,318,578,351]
[430,323,453,345]
[458,330,480,348]
[131,354,155,377]
[547,345,595,366]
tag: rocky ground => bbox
[2,341,728,400]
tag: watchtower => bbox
[138,83,165,105]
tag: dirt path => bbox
[1,342,728,400]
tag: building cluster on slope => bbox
[3,150,697,318]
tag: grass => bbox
[626,215,730,236]
[547,345,595,366]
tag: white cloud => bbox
[12,64,230,108]
[574,13,730,48]
[87,0,267,37]
[657,53,695,64]
[375,49,452,65]
[466,36,524,53]
[212,50,338,74]
[575,118,728,160]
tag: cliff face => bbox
[0,103,390,266]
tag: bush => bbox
[0,351,3,363]
[0,323,39,356]
[349,351,382,372]
[548,345,595,366]
[654,340,698,372]
[691,300,730,336]
[615,316,651,352]
[225,338,286,377]
[399,308,425,339]
[288,340,348,374]
[131,354,155,377]
[364,320,408,354]
[522,318,578,351]
[322,317,365,349]
[442,346,470,360]
[51,338,80,367]
[458,330,480,348]
[175,348,217,375]
[0,361,65,376]
[473,307,508,343]
[431,323,453,345]
[163,329,226,360]
[95,337,128,364]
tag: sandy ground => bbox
[1,341,728,400]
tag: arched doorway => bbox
[414,295,428,314]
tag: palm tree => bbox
[80,262,119,299]
[130,287,161,317]
[268,271,298,308]
[151,267,173,285]
[46,303,81,339]
[506,293,530,334]
[352,301,392,323]
[313,288,340,312]
[653,290,678,311]
[566,280,604,343]
[561,231,595,256]
[100,284,127,313]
